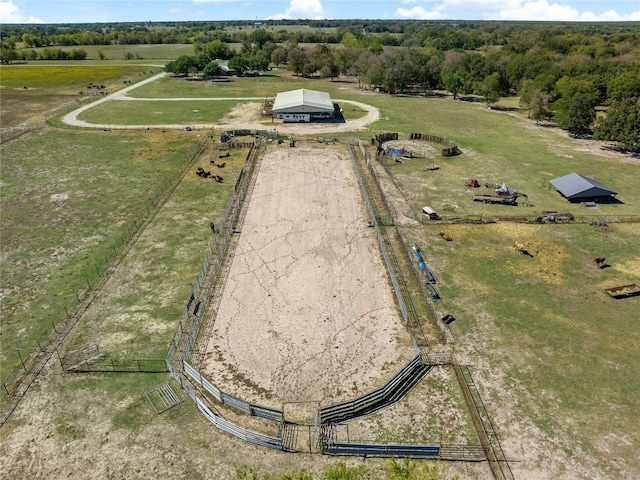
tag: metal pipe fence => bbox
[318,355,434,425]
[346,142,409,326]
[172,364,283,450]
[62,358,166,373]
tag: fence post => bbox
[16,349,26,371]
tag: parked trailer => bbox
[473,194,525,206]
[422,206,441,220]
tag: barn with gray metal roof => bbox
[549,173,618,201]
[272,89,335,123]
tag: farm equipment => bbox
[411,244,436,284]
[473,193,528,205]
[603,284,640,299]
[537,211,574,223]
[386,146,413,158]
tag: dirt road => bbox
[62,72,380,134]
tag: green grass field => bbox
[0,64,162,131]
[78,98,244,125]
[0,128,202,378]
[1,61,638,479]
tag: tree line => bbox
[2,20,638,150]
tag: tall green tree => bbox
[271,47,287,68]
[478,71,502,107]
[250,29,274,50]
[553,77,599,133]
[594,97,640,151]
[529,88,552,124]
[607,72,640,102]
[287,47,309,76]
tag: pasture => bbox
[0,65,161,141]
[1,61,639,479]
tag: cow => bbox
[217,162,226,168]
[593,257,606,268]
[514,241,534,257]
[439,231,453,242]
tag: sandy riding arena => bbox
[201,143,415,409]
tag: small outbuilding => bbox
[272,89,335,123]
[549,173,618,202]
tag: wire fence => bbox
[0,137,207,428]
[420,214,640,225]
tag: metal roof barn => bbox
[272,89,334,115]
[549,173,618,201]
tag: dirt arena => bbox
[200,143,416,410]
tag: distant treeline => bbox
[1,19,639,49]
[1,20,638,150]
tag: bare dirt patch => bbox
[201,142,415,409]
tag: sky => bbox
[1,0,639,24]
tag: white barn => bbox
[272,89,335,123]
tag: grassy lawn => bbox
[0,128,199,381]
[127,70,365,100]
[376,96,640,217]
[78,98,243,125]
[401,220,640,476]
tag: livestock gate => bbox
[165,135,494,469]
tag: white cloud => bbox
[268,0,325,19]
[0,1,43,23]
[0,1,21,22]
[487,1,640,21]
[396,5,447,19]
[398,0,640,21]
[489,0,580,20]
